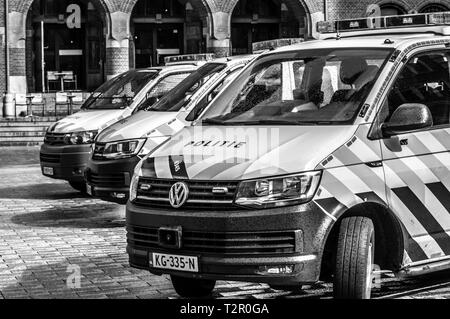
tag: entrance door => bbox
[231,24,250,55]
[31,0,105,92]
[134,23,184,68]
[231,23,279,55]
[156,24,183,65]
[134,24,155,68]
[379,49,450,263]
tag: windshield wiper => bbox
[202,119,336,126]
[93,96,133,100]
[202,118,230,125]
[235,119,304,125]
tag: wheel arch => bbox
[319,201,405,280]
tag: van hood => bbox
[96,111,185,142]
[143,125,356,181]
[48,109,131,133]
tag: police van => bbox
[126,12,450,299]
[40,55,212,192]
[85,55,256,203]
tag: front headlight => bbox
[129,157,145,202]
[235,171,322,209]
[65,131,98,145]
[102,139,145,160]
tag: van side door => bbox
[377,49,450,264]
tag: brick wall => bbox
[327,0,450,20]
[0,0,5,94]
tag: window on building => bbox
[232,0,280,18]
[420,4,449,13]
[380,4,406,16]
[29,0,105,92]
[133,0,185,17]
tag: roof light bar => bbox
[252,38,304,54]
[165,53,216,65]
[317,11,450,34]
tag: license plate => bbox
[151,252,199,273]
[86,184,93,196]
[43,167,54,176]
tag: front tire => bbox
[69,181,86,193]
[334,216,375,299]
[171,275,216,298]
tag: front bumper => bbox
[85,156,140,204]
[126,201,334,285]
[40,143,92,182]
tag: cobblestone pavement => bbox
[0,147,450,299]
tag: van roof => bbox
[271,31,450,54]
[147,64,200,74]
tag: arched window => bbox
[420,4,449,13]
[231,0,306,55]
[380,4,406,16]
[132,0,185,18]
[232,0,280,18]
[131,0,204,68]
[27,0,105,92]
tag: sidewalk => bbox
[0,146,41,168]
[0,147,277,299]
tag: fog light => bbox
[112,192,126,199]
[257,265,294,275]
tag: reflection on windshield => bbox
[201,49,392,125]
[141,63,227,112]
[83,70,159,110]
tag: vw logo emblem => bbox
[169,182,189,208]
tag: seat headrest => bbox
[354,65,380,90]
[340,57,369,85]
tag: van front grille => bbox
[86,171,126,187]
[134,178,238,210]
[40,153,61,163]
[127,226,300,256]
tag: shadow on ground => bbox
[0,183,90,200]
[0,255,313,299]
[0,256,168,299]
[10,202,125,229]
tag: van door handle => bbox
[365,161,383,168]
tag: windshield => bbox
[141,62,227,112]
[83,69,159,110]
[201,49,392,125]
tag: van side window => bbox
[136,73,191,111]
[186,68,243,122]
[147,73,191,100]
[382,51,450,127]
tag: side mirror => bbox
[381,103,433,137]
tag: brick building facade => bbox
[0,0,448,106]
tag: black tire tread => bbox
[334,216,374,299]
[171,275,216,298]
[69,181,86,193]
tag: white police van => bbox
[40,55,212,192]
[85,55,257,203]
[126,12,450,299]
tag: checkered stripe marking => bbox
[316,125,450,263]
